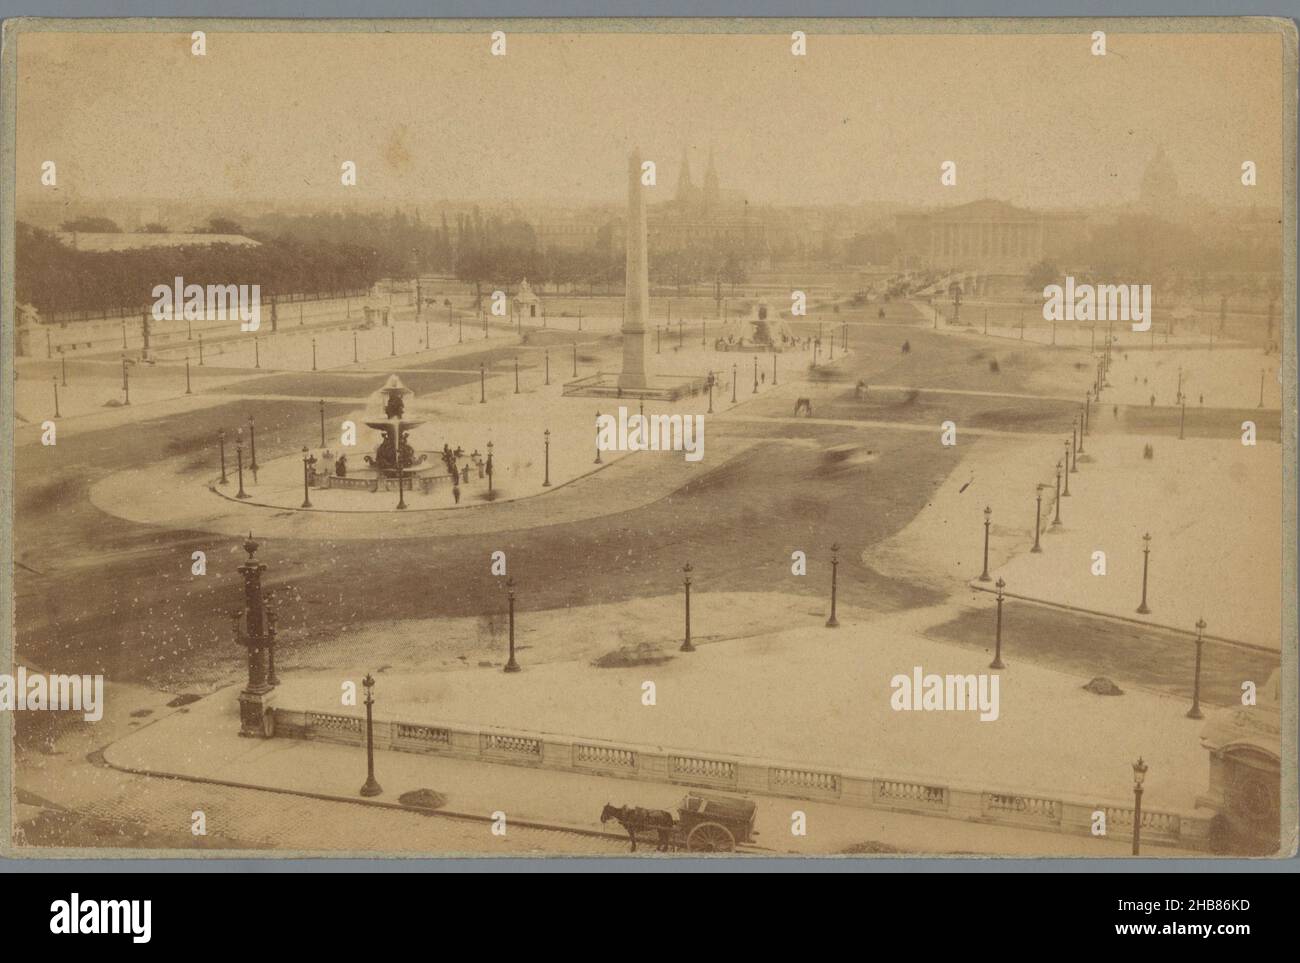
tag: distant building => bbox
[534,217,608,252]
[513,278,542,319]
[895,200,1085,280]
[648,147,766,258]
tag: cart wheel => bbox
[686,821,735,853]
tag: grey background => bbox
[0,1,1296,874]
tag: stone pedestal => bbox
[239,686,277,739]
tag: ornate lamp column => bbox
[990,577,1006,668]
[826,543,841,628]
[233,534,277,738]
[504,577,521,673]
[359,674,382,797]
[979,506,992,581]
[1131,757,1148,855]
[680,562,695,652]
[1137,533,1152,614]
[301,447,316,509]
[1187,618,1207,719]
[1052,461,1063,527]
[235,430,250,500]
[1032,485,1044,552]
[247,416,259,472]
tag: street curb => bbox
[966,580,1275,654]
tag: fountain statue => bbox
[364,375,428,476]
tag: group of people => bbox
[440,443,492,504]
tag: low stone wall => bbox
[272,707,1210,850]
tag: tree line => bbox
[20,208,758,320]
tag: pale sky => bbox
[16,25,1289,209]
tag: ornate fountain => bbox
[316,374,448,496]
[364,375,428,476]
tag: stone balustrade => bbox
[274,706,1208,850]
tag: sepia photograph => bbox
[1,15,1295,874]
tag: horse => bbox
[600,804,675,852]
[793,397,813,417]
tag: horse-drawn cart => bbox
[601,791,759,853]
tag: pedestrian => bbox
[452,483,461,504]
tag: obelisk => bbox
[619,149,650,389]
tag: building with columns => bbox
[895,199,1085,282]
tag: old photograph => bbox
[2,18,1295,861]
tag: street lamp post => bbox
[319,398,326,447]
[353,331,358,364]
[680,562,695,652]
[543,429,551,487]
[311,337,318,371]
[248,417,259,472]
[218,429,229,486]
[1131,757,1148,855]
[60,351,68,387]
[1063,441,1072,495]
[1052,461,1063,526]
[731,363,737,403]
[1076,412,1085,455]
[199,335,205,366]
[52,378,60,418]
[990,577,1006,669]
[504,577,521,672]
[772,352,778,386]
[486,441,494,496]
[300,447,316,509]
[514,358,520,394]
[826,543,840,628]
[391,327,397,357]
[544,349,550,386]
[1188,618,1207,719]
[752,355,759,393]
[235,431,250,499]
[1179,397,1186,440]
[707,371,714,414]
[359,674,382,797]
[185,355,192,395]
[573,342,578,378]
[121,355,131,406]
[254,335,260,369]
[1032,485,1044,552]
[480,362,486,404]
[1084,392,1090,434]
[594,411,603,464]
[1137,533,1152,614]
[979,506,992,581]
